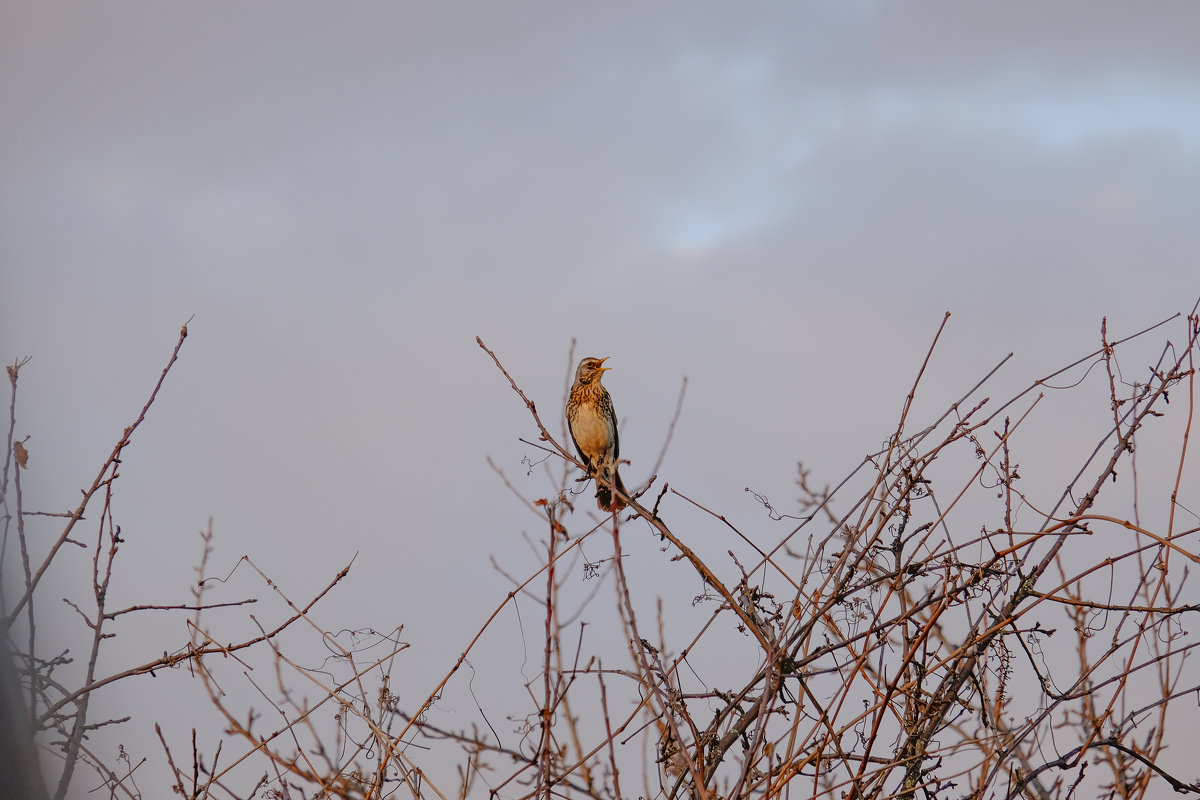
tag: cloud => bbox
[4,6,1199,796]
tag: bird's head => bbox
[575,356,610,385]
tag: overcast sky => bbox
[3,3,1199,796]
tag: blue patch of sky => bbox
[651,69,1197,256]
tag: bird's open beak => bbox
[597,357,610,372]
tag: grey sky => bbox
[3,3,1198,796]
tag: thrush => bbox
[566,356,628,512]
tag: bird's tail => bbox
[595,468,628,512]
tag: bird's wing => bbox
[607,402,620,461]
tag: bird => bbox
[566,356,628,512]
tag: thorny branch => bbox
[451,310,1200,800]
[6,307,1200,800]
